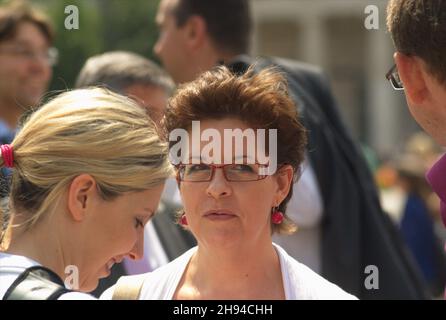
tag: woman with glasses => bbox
[102,66,356,300]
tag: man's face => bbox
[0,21,52,110]
[154,0,190,84]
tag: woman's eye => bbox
[232,164,254,172]
[135,218,144,228]
[188,164,209,172]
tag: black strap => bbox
[3,266,71,300]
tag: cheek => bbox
[44,66,52,80]
[0,65,7,77]
[156,35,170,56]
[248,192,273,215]
[32,64,52,83]
[97,211,135,251]
[241,184,276,213]
[101,224,138,260]
[164,34,184,60]
[114,219,138,247]
[0,63,21,80]
[180,185,212,226]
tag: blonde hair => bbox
[0,88,172,245]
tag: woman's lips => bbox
[203,210,237,221]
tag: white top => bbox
[101,243,357,300]
[0,252,96,300]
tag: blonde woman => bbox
[0,88,172,299]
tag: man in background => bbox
[387,0,446,148]
[387,0,446,292]
[75,51,173,124]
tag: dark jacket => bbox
[228,55,429,299]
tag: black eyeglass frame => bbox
[386,64,404,90]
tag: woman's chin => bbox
[201,233,241,249]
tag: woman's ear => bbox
[274,165,294,204]
[67,174,97,222]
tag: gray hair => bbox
[75,51,174,94]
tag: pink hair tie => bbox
[1,144,14,168]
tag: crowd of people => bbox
[0,0,445,300]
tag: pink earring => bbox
[180,213,188,226]
[271,207,284,224]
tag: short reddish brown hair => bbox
[164,65,307,234]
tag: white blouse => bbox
[101,243,357,300]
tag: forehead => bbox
[185,118,266,161]
[199,118,250,131]
[2,21,49,48]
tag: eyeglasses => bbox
[176,163,269,182]
[386,64,404,90]
[0,45,59,66]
